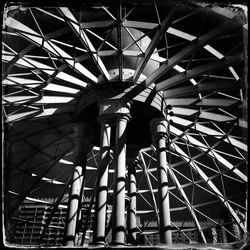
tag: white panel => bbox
[33,107,73,117]
[59,159,73,165]
[3,96,37,103]
[54,72,87,88]
[17,57,54,70]
[123,20,158,29]
[44,83,79,94]
[150,54,167,63]
[6,110,38,122]
[172,107,198,116]
[173,108,234,122]
[199,111,234,122]
[2,54,15,62]
[6,16,39,36]
[229,66,240,81]
[35,96,74,104]
[204,45,224,59]
[167,27,196,41]
[173,65,185,73]
[31,173,65,185]
[7,76,43,85]
[34,108,58,117]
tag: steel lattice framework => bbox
[2,1,248,248]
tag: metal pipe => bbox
[112,116,130,245]
[65,123,93,246]
[150,118,172,244]
[127,160,137,244]
[94,121,111,245]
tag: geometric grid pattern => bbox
[2,1,247,247]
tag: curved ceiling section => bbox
[2,1,248,247]
[2,3,247,123]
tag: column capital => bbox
[98,99,132,124]
[73,122,94,146]
[150,118,169,146]
[150,118,169,134]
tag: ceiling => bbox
[2,0,248,244]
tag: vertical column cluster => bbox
[150,118,172,244]
[66,104,172,246]
[93,99,132,246]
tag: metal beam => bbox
[167,98,238,107]
[3,46,89,89]
[170,125,247,182]
[6,16,97,84]
[5,106,73,123]
[4,76,43,86]
[98,50,117,57]
[4,96,75,105]
[58,7,110,81]
[145,15,241,87]
[171,143,246,233]
[6,110,40,123]
[139,151,160,227]
[2,44,36,80]
[44,26,71,40]
[167,167,207,243]
[172,107,236,122]
[43,83,79,94]
[10,130,73,170]
[156,53,243,91]
[87,28,117,52]
[163,80,238,98]
[133,8,176,83]
[8,191,66,208]
[171,116,247,152]
[9,122,70,144]
[34,107,74,118]
[123,20,158,30]
[39,176,72,243]
[124,26,144,53]
[9,147,72,216]
[80,20,116,29]
[117,3,123,82]
[3,95,38,104]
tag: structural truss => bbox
[2,1,248,248]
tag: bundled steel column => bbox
[65,123,93,246]
[93,99,132,246]
[127,159,137,244]
[150,118,172,244]
[93,118,111,245]
[112,115,130,244]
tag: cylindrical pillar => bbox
[127,160,137,244]
[66,166,84,246]
[112,115,130,245]
[65,123,93,246]
[150,118,172,244]
[93,120,111,245]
